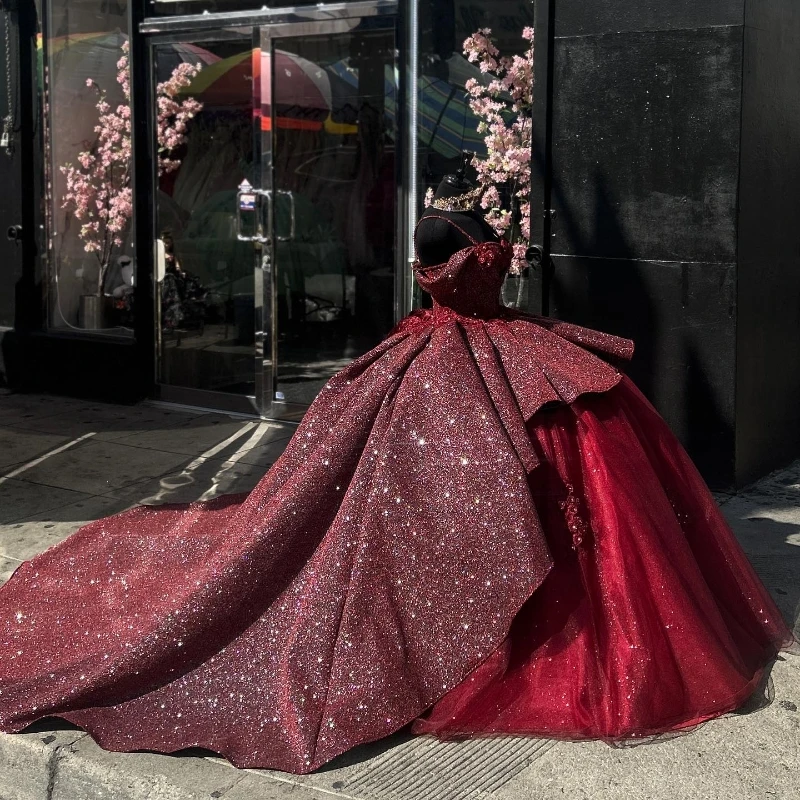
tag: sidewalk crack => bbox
[43,734,88,800]
[43,743,63,800]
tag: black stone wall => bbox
[546,6,744,487]
[534,0,799,489]
[736,0,800,485]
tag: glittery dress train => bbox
[0,220,791,773]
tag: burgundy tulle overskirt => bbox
[416,378,791,740]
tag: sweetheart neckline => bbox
[414,239,512,272]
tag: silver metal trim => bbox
[390,5,407,324]
[141,1,398,34]
[145,27,252,46]
[259,27,279,419]
[251,26,270,419]
[406,0,419,313]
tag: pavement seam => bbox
[3,452,205,499]
[0,480,99,526]
[256,773,363,800]
[205,770,363,800]
[212,774,247,799]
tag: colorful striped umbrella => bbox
[178,49,254,111]
[259,49,333,131]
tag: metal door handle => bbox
[525,245,543,268]
[238,188,295,243]
[276,190,295,242]
[525,244,554,277]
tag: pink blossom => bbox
[480,185,501,210]
[61,41,204,294]
[463,27,534,275]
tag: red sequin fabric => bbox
[0,220,792,773]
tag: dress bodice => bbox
[414,215,513,319]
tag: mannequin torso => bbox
[415,175,499,266]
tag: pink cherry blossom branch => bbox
[463,27,534,274]
[60,40,204,296]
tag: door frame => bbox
[140,1,398,36]
[528,0,556,317]
[140,1,405,420]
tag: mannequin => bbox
[416,164,499,267]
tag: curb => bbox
[0,724,333,800]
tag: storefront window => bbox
[43,0,133,335]
[152,21,399,413]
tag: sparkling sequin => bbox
[0,221,792,775]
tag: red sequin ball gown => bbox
[0,218,792,774]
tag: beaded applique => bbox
[560,483,590,550]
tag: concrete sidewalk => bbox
[0,391,797,800]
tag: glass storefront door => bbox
[153,32,257,412]
[258,21,398,417]
[150,4,399,419]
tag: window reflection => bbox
[155,39,256,395]
[154,28,399,410]
[417,0,533,190]
[271,30,397,407]
[44,0,133,334]
[417,1,534,309]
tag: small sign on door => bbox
[238,179,256,211]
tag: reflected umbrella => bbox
[326,54,489,158]
[180,48,344,132]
